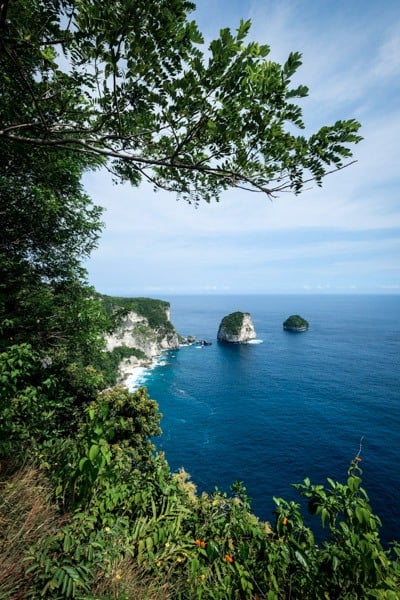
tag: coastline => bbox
[124,365,150,390]
[120,342,190,391]
[119,354,168,392]
[118,357,153,391]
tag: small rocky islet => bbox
[103,299,310,382]
[282,314,309,332]
[217,311,257,343]
[216,311,309,344]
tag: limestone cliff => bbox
[217,311,256,343]
[105,310,180,357]
[102,296,180,383]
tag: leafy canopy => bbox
[0,0,362,204]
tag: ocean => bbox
[130,295,400,546]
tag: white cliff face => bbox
[105,310,180,358]
[217,312,257,343]
[241,314,257,341]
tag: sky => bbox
[84,0,400,296]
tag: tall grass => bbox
[0,464,60,599]
[0,464,184,599]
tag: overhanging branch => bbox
[0,128,356,198]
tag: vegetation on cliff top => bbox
[99,295,172,331]
[219,311,249,336]
[283,314,310,331]
[95,295,177,385]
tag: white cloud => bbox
[84,0,400,294]
[372,27,400,79]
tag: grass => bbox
[0,463,60,599]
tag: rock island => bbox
[217,311,257,343]
[283,314,309,332]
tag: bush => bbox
[2,450,399,598]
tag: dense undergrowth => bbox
[0,342,399,599]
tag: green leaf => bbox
[321,508,330,527]
[332,555,339,571]
[347,476,361,492]
[146,536,154,553]
[78,457,89,472]
[88,444,99,461]
[295,550,308,569]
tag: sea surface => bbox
[130,295,400,545]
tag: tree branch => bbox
[0,127,357,199]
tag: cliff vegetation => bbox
[100,295,175,339]
[95,295,180,385]
[219,311,248,336]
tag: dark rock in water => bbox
[196,339,212,346]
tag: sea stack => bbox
[217,311,257,343]
[283,315,309,332]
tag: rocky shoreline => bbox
[104,299,308,388]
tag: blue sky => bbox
[84,0,400,295]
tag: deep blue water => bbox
[134,295,400,545]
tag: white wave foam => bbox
[247,339,263,344]
[125,353,170,391]
[125,366,149,391]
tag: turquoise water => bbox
[135,295,400,545]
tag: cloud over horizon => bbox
[84,0,400,296]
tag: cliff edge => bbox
[101,296,180,383]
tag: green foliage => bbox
[219,311,248,336]
[283,314,309,330]
[47,387,162,510]
[94,345,147,386]
[0,129,104,356]
[0,0,362,204]
[0,343,67,456]
[2,448,399,599]
[100,294,175,339]
[1,2,396,598]
[291,460,398,598]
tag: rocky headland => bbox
[102,296,181,385]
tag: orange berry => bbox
[282,517,288,526]
[224,554,234,564]
[355,456,362,462]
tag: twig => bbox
[355,436,364,460]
